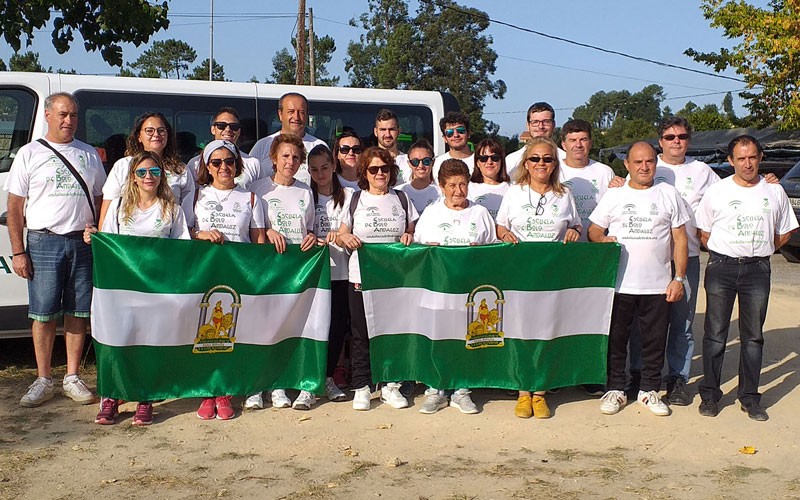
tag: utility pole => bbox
[308,7,315,86]
[295,0,306,85]
[209,0,214,81]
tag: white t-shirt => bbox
[496,184,581,242]
[560,160,615,242]
[654,156,720,257]
[414,200,497,246]
[187,151,264,190]
[506,146,567,181]
[194,185,265,243]
[4,139,106,234]
[102,198,190,240]
[314,188,354,281]
[432,152,474,180]
[397,182,441,214]
[337,173,360,191]
[695,176,799,258]
[252,177,315,244]
[395,153,412,185]
[589,182,691,294]
[468,182,510,221]
[249,131,327,185]
[339,190,419,283]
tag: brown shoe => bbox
[532,395,551,419]
[515,395,532,418]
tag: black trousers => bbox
[326,280,351,377]
[348,283,373,390]
[608,293,669,392]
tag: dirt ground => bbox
[1,255,799,500]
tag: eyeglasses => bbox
[366,165,391,175]
[143,127,167,136]
[208,158,236,168]
[526,156,555,164]
[212,121,241,132]
[476,154,501,162]
[444,126,467,137]
[134,167,162,178]
[535,193,546,216]
[339,145,364,155]
[528,119,554,127]
[661,133,690,141]
[409,157,433,167]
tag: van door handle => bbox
[0,212,7,226]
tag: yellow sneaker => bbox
[532,395,551,419]
[514,395,532,418]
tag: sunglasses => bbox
[409,157,433,167]
[535,193,546,216]
[339,145,364,155]
[134,167,162,178]
[143,127,167,136]
[661,133,690,141]
[526,156,555,164]
[212,121,241,132]
[444,126,467,137]
[476,154,501,162]
[208,157,236,168]
[366,165,391,175]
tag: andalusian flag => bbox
[360,243,620,391]
[91,233,330,401]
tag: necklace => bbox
[211,187,235,211]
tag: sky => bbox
[0,1,752,137]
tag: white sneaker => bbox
[244,392,263,410]
[270,389,291,408]
[326,377,347,402]
[380,382,409,409]
[600,390,627,415]
[353,385,372,411]
[292,390,316,410]
[419,388,448,414]
[638,390,670,416]
[62,375,94,404]
[20,377,54,407]
[450,388,479,414]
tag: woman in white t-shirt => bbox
[99,112,194,230]
[308,145,353,404]
[496,137,582,421]
[397,139,441,214]
[84,151,191,426]
[469,138,511,220]
[193,140,267,421]
[334,129,364,191]
[336,147,419,412]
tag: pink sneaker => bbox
[215,396,235,420]
[132,402,153,426]
[197,398,216,420]
[94,397,119,425]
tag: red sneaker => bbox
[132,402,153,426]
[215,396,235,420]
[333,366,348,388]
[197,398,216,420]
[94,397,119,425]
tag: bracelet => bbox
[13,251,26,257]
[570,227,582,236]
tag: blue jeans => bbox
[698,252,770,406]
[628,256,700,385]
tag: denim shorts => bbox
[26,230,93,322]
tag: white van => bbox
[0,72,457,337]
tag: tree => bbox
[675,101,734,131]
[267,35,339,86]
[188,58,226,81]
[685,0,800,129]
[0,1,169,67]
[130,39,197,79]
[345,0,506,138]
[9,51,48,72]
[0,59,6,71]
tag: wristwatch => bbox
[673,276,685,283]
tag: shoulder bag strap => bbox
[348,189,362,223]
[37,139,97,223]
[392,189,410,232]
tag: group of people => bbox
[5,91,797,427]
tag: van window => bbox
[258,99,434,154]
[73,91,258,171]
[0,88,37,173]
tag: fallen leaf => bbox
[386,457,405,467]
[298,416,311,422]
[377,423,392,429]
[738,446,757,455]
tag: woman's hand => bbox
[563,227,581,243]
[300,233,317,252]
[83,224,97,245]
[267,228,286,254]
[337,232,362,250]
[196,229,225,244]
[400,232,413,246]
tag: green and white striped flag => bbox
[91,233,330,401]
[359,242,620,392]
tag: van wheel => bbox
[780,246,800,263]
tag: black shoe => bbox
[625,371,641,401]
[667,379,692,406]
[698,400,719,417]
[582,384,605,397]
[741,403,769,421]
[399,381,416,399]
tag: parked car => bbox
[779,160,800,263]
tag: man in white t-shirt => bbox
[506,102,566,180]
[187,107,264,190]
[588,142,689,417]
[4,92,107,408]
[249,92,327,185]
[432,111,474,179]
[696,135,798,421]
[374,108,412,184]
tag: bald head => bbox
[624,142,657,189]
